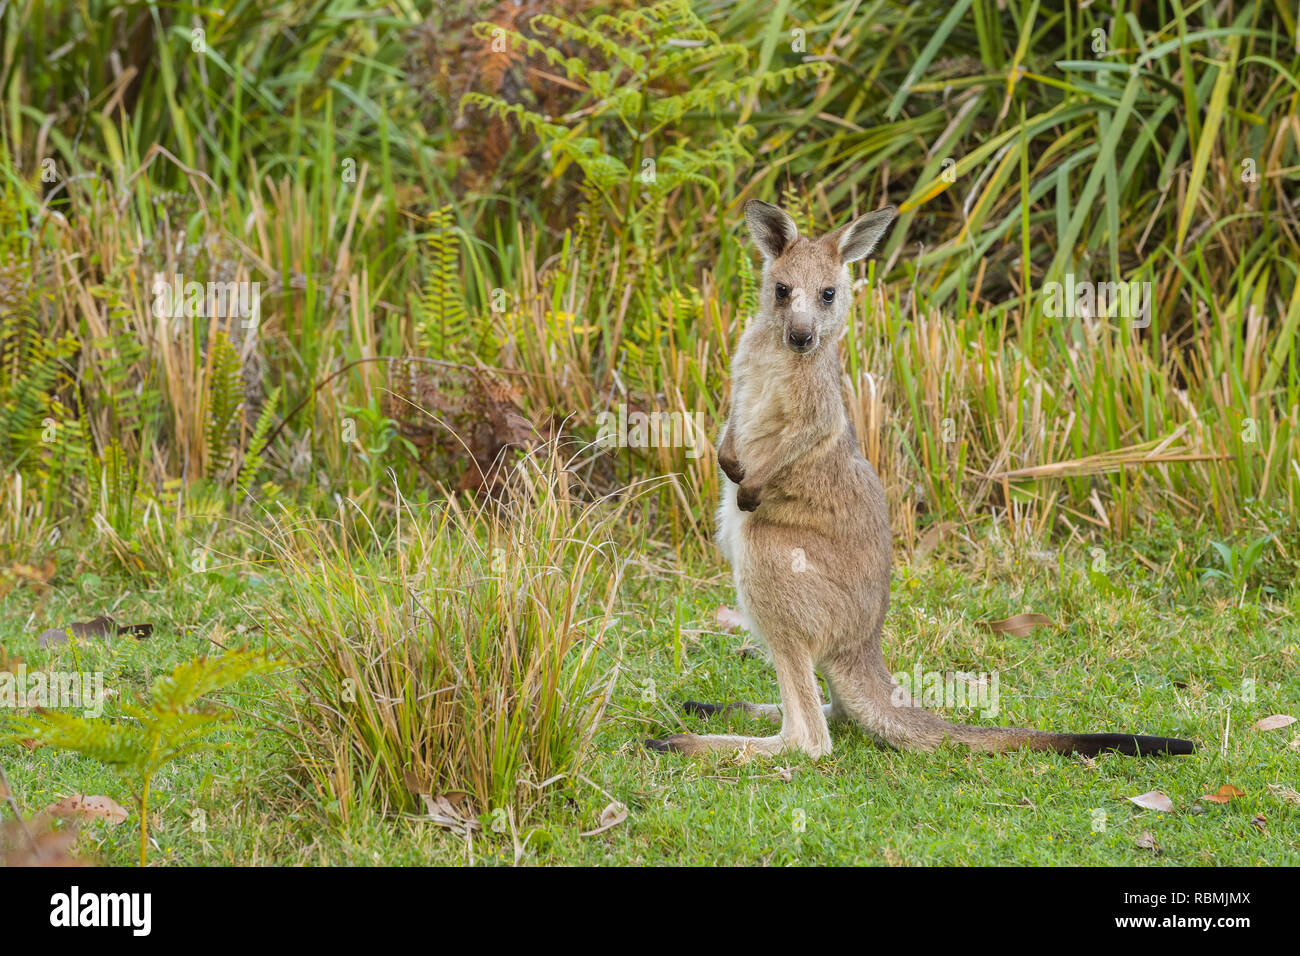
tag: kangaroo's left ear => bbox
[828,205,898,263]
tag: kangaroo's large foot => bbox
[643,732,829,758]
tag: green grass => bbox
[4,520,1295,866]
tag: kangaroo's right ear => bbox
[744,200,799,260]
[834,205,897,263]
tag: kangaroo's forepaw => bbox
[644,734,697,753]
[719,454,745,485]
[736,482,761,511]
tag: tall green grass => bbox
[265,445,622,818]
[1,0,1296,553]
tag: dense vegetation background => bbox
[0,1,1297,866]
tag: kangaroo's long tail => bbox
[944,724,1195,757]
[827,658,1195,757]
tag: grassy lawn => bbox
[5,523,1295,866]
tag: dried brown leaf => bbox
[980,613,1054,637]
[0,816,86,867]
[418,793,481,834]
[1252,714,1296,732]
[1200,784,1245,804]
[44,794,128,826]
[1134,830,1159,851]
[1128,790,1174,812]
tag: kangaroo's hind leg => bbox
[646,641,833,758]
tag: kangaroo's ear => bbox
[744,200,799,260]
[832,205,897,263]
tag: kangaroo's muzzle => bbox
[786,326,815,353]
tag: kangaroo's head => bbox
[743,200,896,355]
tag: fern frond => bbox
[238,386,281,495]
[149,649,281,713]
[419,206,471,359]
[204,332,244,480]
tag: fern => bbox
[0,188,89,510]
[419,205,471,359]
[238,386,281,496]
[204,332,244,480]
[7,649,281,866]
[462,0,831,224]
[779,182,817,237]
[738,251,758,322]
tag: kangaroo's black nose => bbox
[787,328,814,351]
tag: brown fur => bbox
[647,201,1194,760]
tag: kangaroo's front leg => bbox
[733,443,789,512]
[717,418,745,485]
[733,416,841,512]
[645,642,832,758]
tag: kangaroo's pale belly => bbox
[715,480,746,573]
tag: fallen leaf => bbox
[0,816,86,867]
[44,795,128,826]
[1252,714,1296,732]
[1200,784,1246,804]
[715,605,747,632]
[579,801,627,837]
[1267,784,1300,805]
[1134,830,1159,851]
[37,630,68,648]
[1250,814,1267,832]
[38,616,115,648]
[1128,790,1174,812]
[417,793,480,835]
[980,613,1054,637]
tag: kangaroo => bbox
[645,200,1194,760]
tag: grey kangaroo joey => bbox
[646,199,1195,760]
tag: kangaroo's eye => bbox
[821,287,836,303]
[774,283,790,302]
